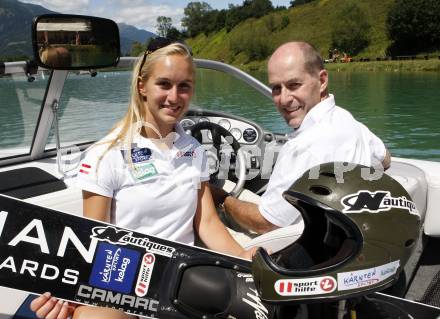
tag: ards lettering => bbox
[0,210,95,288]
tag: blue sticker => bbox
[121,147,152,163]
[89,242,140,293]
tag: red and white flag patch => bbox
[79,163,91,174]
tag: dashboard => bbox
[179,109,284,194]
[181,109,263,145]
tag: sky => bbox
[21,0,292,32]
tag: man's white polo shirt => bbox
[259,94,387,227]
[77,123,209,245]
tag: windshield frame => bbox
[0,58,272,167]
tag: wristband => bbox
[219,192,231,209]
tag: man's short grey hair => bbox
[298,42,324,75]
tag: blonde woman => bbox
[31,41,255,319]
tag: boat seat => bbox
[387,161,428,221]
[25,185,84,217]
[0,167,67,199]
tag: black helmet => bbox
[252,162,420,303]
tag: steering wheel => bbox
[189,121,246,197]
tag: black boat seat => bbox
[0,167,66,199]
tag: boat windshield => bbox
[0,71,49,158]
[0,62,286,163]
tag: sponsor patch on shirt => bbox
[176,150,197,158]
[89,242,140,294]
[79,163,91,174]
[132,163,158,180]
[121,147,152,163]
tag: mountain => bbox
[118,23,155,56]
[0,0,155,59]
[0,0,55,58]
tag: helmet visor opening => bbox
[271,194,362,276]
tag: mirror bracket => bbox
[25,60,38,82]
[50,99,81,179]
[51,100,64,177]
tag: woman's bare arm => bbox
[194,182,255,259]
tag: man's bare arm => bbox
[223,196,278,234]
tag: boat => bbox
[1,13,440,319]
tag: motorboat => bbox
[1,13,440,319]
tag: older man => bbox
[217,41,390,234]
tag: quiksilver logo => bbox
[341,191,418,215]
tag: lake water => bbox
[1,69,439,161]
[250,71,440,161]
[327,72,440,161]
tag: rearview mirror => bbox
[32,14,120,70]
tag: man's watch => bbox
[219,191,231,209]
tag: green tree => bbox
[181,2,213,37]
[229,23,271,61]
[280,15,290,30]
[156,16,172,37]
[242,0,273,19]
[331,2,371,56]
[265,14,276,32]
[130,41,146,57]
[289,0,313,8]
[225,5,242,32]
[225,0,274,32]
[387,0,440,54]
[166,27,183,41]
[203,9,227,34]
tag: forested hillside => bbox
[186,0,395,69]
[149,0,440,68]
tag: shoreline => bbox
[237,59,440,73]
[324,59,440,72]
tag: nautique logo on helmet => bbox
[341,190,419,215]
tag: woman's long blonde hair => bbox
[98,42,194,162]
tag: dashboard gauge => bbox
[180,118,195,129]
[218,119,231,130]
[243,128,257,143]
[230,128,242,141]
[198,117,210,122]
